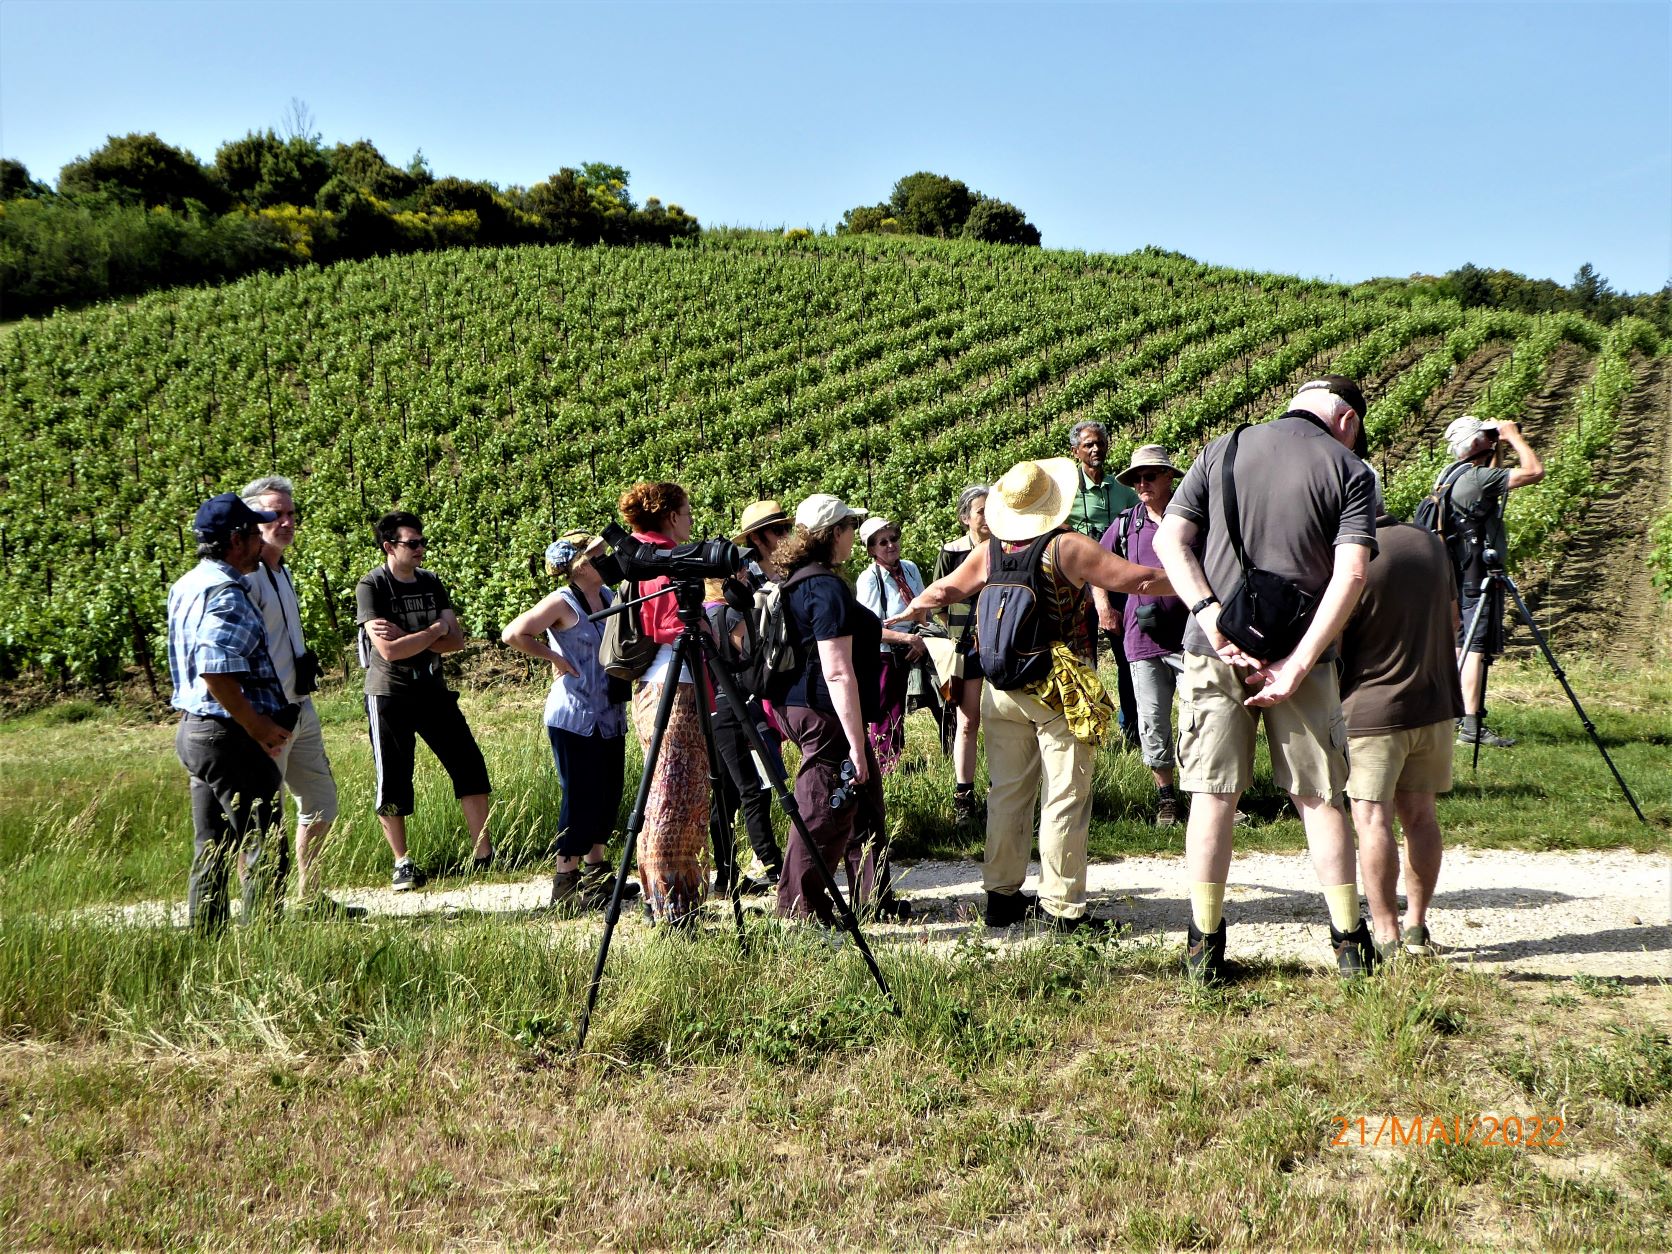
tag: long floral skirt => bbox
[632,680,711,923]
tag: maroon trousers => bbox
[775,705,886,925]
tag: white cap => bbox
[858,516,896,547]
[794,493,868,532]
[1444,415,1494,459]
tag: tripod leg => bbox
[1458,577,1494,772]
[699,640,899,1014]
[1498,575,1647,823]
[575,649,687,1053]
[695,675,748,949]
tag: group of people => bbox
[166,380,1542,978]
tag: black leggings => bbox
[709,695,785,885]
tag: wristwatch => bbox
[1190,595,1220,615]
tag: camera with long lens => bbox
[599,522,753,584]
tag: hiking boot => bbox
[736,871,779,896]
[1457,718,1516,748]
[579,860,641,909]
[1047,911,1124,938]
[1372,933,1402,966]
[391,860,424,892]
[1154,794,1181,828]
[870,891,914,923]
[550,868,583,912]
[952,789,984,828]
[1184,919,1228,984]
[984,890,1040,928]
[1402,923,1437,958]
[1331,920,1377,978]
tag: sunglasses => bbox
[1133,471,1171,484]
[391,538,428,550]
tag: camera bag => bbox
[598,579,659,681]
[1213,425,1318,663]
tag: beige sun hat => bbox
[794,493,868,532]
[858,516,896,548]
[731,499,788,545]
[984,457,1080,542]
[1115,444,1182,487]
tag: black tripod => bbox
[1458,552,1645,822]
[574,577,899,1052]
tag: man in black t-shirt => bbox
[356,511,492,891]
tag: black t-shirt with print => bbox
[355,565,453,697]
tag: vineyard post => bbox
[320,568,349,680]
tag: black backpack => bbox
[1413,461,1489,576]
[974,531,1064,690]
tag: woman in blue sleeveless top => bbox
[502,532,637,910]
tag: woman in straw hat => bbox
[892,458,1170,933]
[500,532,640,912]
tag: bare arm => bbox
[1153,515,1257,668]
[817,636,871,785]
[364,616,447,662]
[501,591,580,676]
[428,608,467,654]
[1055,531,1171,597]
[1243,543,1371,708]
[1498,420,1544,490]
[202,673,289,757]
[890,546,990,623]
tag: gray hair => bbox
[956,483,989,524]
[241,475,296,509]
[1068,420,1107,448]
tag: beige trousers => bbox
[982,683,1095,919]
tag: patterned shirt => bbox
[167,559,285,717]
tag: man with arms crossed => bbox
[167,493,292,933]
[357,511,493,890]
[1341,507,1464,961]
[240,475,361,918]
[1153,376,1379,980]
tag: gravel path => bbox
[105,848,1669,981]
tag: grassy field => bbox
[0,658,1668,1247]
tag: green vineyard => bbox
[1,232,1666,685]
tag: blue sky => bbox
[2,0,1667,291]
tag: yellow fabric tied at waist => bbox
[1025,640,1115,745]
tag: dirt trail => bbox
[99,848,1670,981]
[1522,352,1672,658]
[1384,340,1515,468]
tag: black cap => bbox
[193,492,277,540]
[1297,374,1369,457]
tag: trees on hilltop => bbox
[839,172,1040,247]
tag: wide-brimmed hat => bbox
[795,493,868,532]
[731,499,788,545]
[859,517,897,548]
[1115,444,1182,487]
[985,457,1079,542]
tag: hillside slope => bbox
[0,235,1663,684]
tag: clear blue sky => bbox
[2,0,1667,291]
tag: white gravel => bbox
[98,847,1669,980]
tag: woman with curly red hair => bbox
[618,481,710,926]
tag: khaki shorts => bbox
[276,698,339,826]
[1345,720,1454,804]
[1177,652,1348,800]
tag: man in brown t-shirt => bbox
[1340,513,1465,961]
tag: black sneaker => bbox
[984,890,1040,928]
[391,861,423,892]
[471,850,494,873]
[299,895,368,921]
[1331,920,1377,977]
[1184,919,1228,983]
[870,892,914,923]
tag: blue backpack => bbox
[974,531,1062,690]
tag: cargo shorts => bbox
[1177,651,1348,800]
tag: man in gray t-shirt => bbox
[1154,375,1380,981]
[1440,415,1544,748]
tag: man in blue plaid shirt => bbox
[168,493,296,934]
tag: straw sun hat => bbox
[984,457,1080,542]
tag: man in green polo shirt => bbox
[1066,420,1140,747]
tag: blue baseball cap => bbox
[193,492,277,540]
